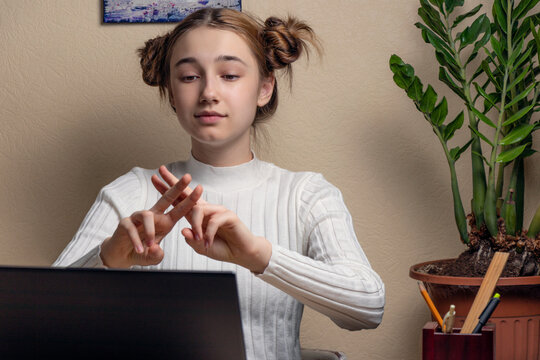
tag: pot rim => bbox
[409,258,540,286]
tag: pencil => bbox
[417,281,444,328]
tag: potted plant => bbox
[389,0,540,358]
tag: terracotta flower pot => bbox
[410,259,540,360]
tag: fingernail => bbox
[195,234,200,241]
[205,240,209,249]
[137,245,144,254]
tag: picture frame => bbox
[103,0,242,23]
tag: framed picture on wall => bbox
[103,0,242,23]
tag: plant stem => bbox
[527,203,540,238]
[445,13,487,228]
[515,154,525,233]
[485,0,513,236]
[433,125,470,244]
[501,159,519,235]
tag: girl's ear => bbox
[257,75,275,107]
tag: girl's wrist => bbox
[100,236,130,269]
[247,236,272,274]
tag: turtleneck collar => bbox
[183,151,266,192]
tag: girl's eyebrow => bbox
[174,55,247,68]
[216,55,247,66]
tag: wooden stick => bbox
[460,251,509,333]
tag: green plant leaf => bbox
[481,60,501,90]
[439,67,466,100]
[470,106,497,128]
[445,0,464,14]
[468,124,495,147]
[407,77,424,101]
[459,14,490,50]
[389,54,405,71]
[504,83,535,109]
[484,92,499,112]
[515,15,539,43]
[512,43,534,72]
[531,20,540,64]
[444,111,465,140]
[390,55,416,89]
[450,138,474,161]
[474,82,499,112]
[472,150,490,165]
[452,4,482,28]
[503,104,535,126]
[490,37,506,65]
[428,0,444,12]
[496,144,529,163]
[431,97,448,125]
[514,0,540,21]
[420,85,438,113]
[419,0,448,39]
[507,64,532,93]
[465,51,479,65]
[416,23,453,54]
[467,23,492,64]
[393,73,412,90]
[499,124,536,145]
[507,39,525,68]
[434,51,463,80]
[471,62,485,81]
[493,0,507,34]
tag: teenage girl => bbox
[54,8,385,360]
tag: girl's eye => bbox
[223,74,239,81]
[181,75,199,82]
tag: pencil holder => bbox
[422,322,494,360]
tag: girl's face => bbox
[168,26,274,151]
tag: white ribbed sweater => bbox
[53,154,385,360]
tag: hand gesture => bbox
[151,166,272,273]
[100,173,202,268]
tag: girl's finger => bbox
[151,174,170,195]
[119,218,144,254]
[167,184,203,223]
[131,211,155,247]
[204,211,234,248]
[188,204,205,244]
[182,227,205,254]
[158,165,181,187]
[150,173,191,213]
[151,175,189,207]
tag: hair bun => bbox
[262,16,317,72]
[138,34,169,87]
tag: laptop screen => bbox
[0,266,246,359]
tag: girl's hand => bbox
[151,166,272,273]
[100,173,203,268]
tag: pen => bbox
[442,304,455,333]
[417,281,444,328]
[472,293,500,334]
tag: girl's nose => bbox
[199,77,218,104]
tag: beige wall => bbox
[2,1,539,359]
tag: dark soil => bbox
[419,215,540,277]
[421,240,539,277]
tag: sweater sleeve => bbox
[257,173,385,330]
[52,169,145,268]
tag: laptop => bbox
[0,266,246,359]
